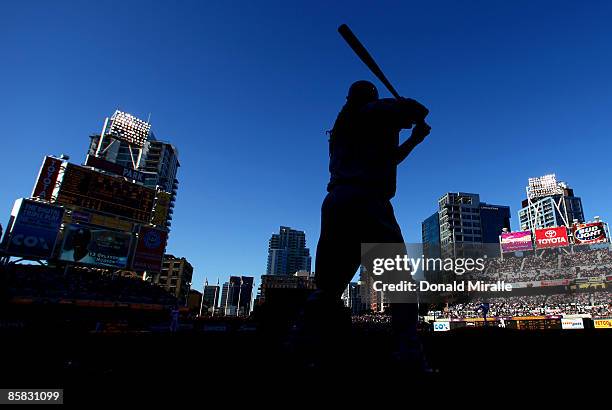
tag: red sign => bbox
[540,279,570,287]
[32,156,63,201]
[132,226,168,272]
[573,222,607,245]
[534,227,569,249]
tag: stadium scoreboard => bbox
[508,318,562,330]
[55,164,155,224]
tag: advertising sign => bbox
[4,199,64,258]
[572,222,607,245]
[85,155,153,184]
[55,163,155,223]
[433,321,450,332]
[32,156,63,201]
[539,279,571,287]
[132,226,168,272]
[561,318,584,330]
[70,208,133,232]
[594,319,612,329]
[151,191,171,226]
[59,224,132,268]
[534,227,569,249]
[500,231,533,252]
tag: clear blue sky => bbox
[2,0,612,291]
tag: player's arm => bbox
[396,121,430,164]
[394,98,430,164]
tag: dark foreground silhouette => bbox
[295,81,432,370]
[3,326,610,402]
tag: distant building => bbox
[266,226,311,275]
[256,272,317,305]
[139,141,180,229]
[422,192,510,258]
[422,212,441,259]
[518,174,584,231]
[358,266,384,313]
[342,282,365,315]
[152,254,193,305]
[202,281,220,314]
[220,276,253,316]
[187,289,202,315]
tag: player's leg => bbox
[363,199,431,371]
[288,187,360,363]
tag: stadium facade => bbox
[0,109,194,308]
[87,110,180,230]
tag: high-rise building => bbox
[518,174,584,231]
[358,265,383,312]
[422,192,511,257]
[342,282,365,315]
[152,254,193,305]
[139,141,179,229]
[220,276,254,316]
[266,226,311,275]
[86,110,179,230]
[422,212,441,259]
[187,289,203,315]
[202,281,220,312]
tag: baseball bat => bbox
[338,24,402,100]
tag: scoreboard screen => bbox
[56,164,155,223]
[507,318,562,330]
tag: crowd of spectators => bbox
[561,248,612,268]
[3,265,177,306]
[485,257,522,274]
[351,313,391,331]
[497,270,538,283]
[478,247,612,283]
[576,267,611,279]
[522,252,559,270]
[537,268,576,281]
[432,291,611,319]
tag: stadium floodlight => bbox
[527,174,563,200]
[105,110,151,147]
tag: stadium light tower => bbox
[94,110,151,170]
[524,174,572,230]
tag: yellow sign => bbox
[594,319,612,329]
[151,191,171,226]
[68,207,133,232]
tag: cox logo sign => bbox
[433,322,450,332]
[11,234,50,250]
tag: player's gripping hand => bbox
[409,121,431,145]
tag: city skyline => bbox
[2,1,612,292]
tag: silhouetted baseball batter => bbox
[302,80,431,369]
